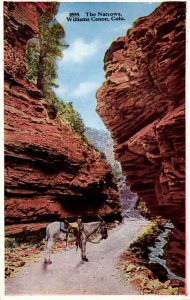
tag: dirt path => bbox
[5,217,148,295]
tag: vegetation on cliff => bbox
[45,88,86,138]
[26,6,87,140]
[129,217,166,260]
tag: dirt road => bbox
[5,217,148,295]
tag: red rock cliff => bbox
[96,2,185,277]
[4,2,121,236]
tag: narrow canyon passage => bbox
[4,1,186,296]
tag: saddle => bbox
[69,222,79,228]
[60,220,83,249]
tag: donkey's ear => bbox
[98,215,103,221]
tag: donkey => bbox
[44,217,108,264]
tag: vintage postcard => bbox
[2,0,187,298]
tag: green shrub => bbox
[5,238,15,249]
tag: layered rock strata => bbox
[96,2,185,278]
[4,2,121,236]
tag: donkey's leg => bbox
[44,239,50,263]
[44,238,55,264]
[81,238,88,262]
[65,231,69,251]
[44,234,49,263]
[47,238,55,263]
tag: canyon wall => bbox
[96,2,185,278]
[4,2,121,236]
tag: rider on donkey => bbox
[62,216,84,249]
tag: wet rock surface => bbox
[119,250,185,295]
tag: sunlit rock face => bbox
[4,2,121,236]
[97,2,185,278]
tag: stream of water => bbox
[120,184,184,283]
[148,222,185,282]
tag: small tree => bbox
[26,6,67,93]
[25,7,87,141]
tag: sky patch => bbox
[54,2,159,131]
[62,38,100,64]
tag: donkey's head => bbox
[98,215,108,239]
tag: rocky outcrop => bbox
[96,2,185,277]
[4,2,121,236]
